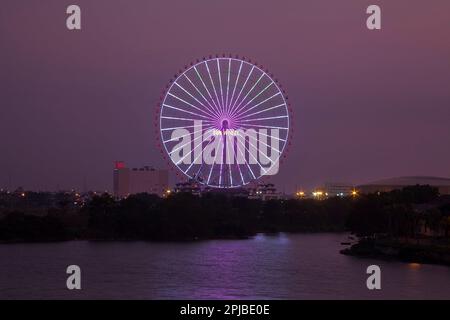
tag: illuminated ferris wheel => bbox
[157,55,292,188]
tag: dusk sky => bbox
[1,0,449,192]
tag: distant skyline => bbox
[1,0,450,192]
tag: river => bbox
[0,233,449,299]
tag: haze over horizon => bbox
[1,0,449,192]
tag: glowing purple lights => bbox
[158,57,291,188]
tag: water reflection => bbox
[0,233,449,299]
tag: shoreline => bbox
[0,230,349,245]
[3,232,450,267]
[340,237,450,266]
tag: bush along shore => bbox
[340,237,450,266]
[341,185,450,266]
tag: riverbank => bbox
[340,237,450,266]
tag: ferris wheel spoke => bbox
[173,82,218,119]
[254,135,282,154]
[162,124,211,131]
[174,127,214,166]
[235,159,245,186]
[240,115,288,123]
[249,138,278,171]
[207,137,223,185]
[229,66,254,116]
[228,60,243,113]
[235,138,258,179]
[184,137,213,175]
[235,125,288,143]
[163,124,212,143]
[218,135,227,186]
[183,73,221,119]
[170,125,213,156]
[237,123,288,131]
[230,72,265,117]
[194,66,222,116]
[225,59,231,114]
[252,129,286,143]
[217,59,225,110]
[228,135,246,186]
[204,61,222,115]
[237,103,286,120]
[235,92,282,118]
[193,149,210,180]
[161,116,214,123]
[221,135,233,187]
[224,135,234,187]
[219,151,224,186]
[167,92,215,119]
[231,81,274,118]
[227,159,233,187]
[163,104,213,120]
[238,135,274,175]
[237,137,266,173]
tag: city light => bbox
[296,191,305,197]
[312,190,328,200]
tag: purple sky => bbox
[1,0,449,192]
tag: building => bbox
[174,179,202,196]
[174,179,250,198]
[113,161,169,198]
[248,183,282,201]
[357,176,450,195]
[311,189,327,200]
[324,182,355,197]
[301,183,357,200]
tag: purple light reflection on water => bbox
[0,233,449,299]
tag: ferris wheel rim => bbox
[157,55,292,189]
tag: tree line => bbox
[0,185,449,242]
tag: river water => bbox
[0,233,449,299]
